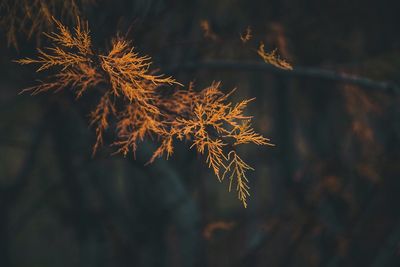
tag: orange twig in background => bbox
[257,42,293,70]
[240,26,252,43]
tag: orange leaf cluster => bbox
[17,18,102,97]
[17,18,273,208]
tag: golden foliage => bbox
[224,151,253,208]
[16,17,102,96]
[90,92,116,155]
[140,82,274,207]
[17,18,273,208]
[257,42,293,70]
[0,0,94,48]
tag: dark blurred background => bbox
[1,0,400,266]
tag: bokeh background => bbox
[1,0,400,266]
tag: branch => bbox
[167,60,400,94]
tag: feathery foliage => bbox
[17,18,273,207]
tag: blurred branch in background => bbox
[168,60,400,94]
